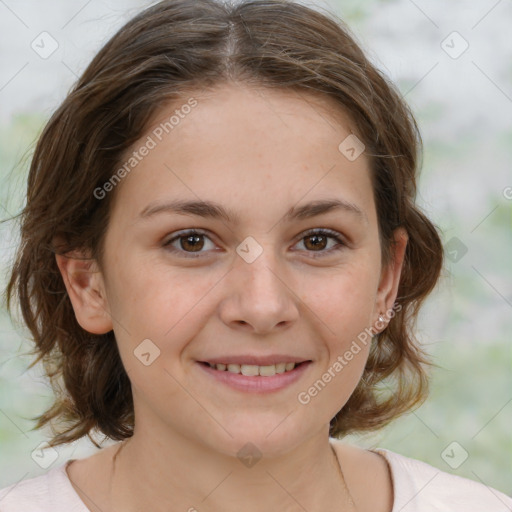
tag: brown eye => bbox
[295,229,346,257]
[179,233,205,252]
[163,228,346,260]
[303,233,329,251]
[163,229,215,258]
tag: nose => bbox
[218,245,299,335]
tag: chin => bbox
[201,418,313,460]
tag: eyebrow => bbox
[138,198,367,224]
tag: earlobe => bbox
[375,227,408,323]
[55,251,113,335]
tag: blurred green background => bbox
[1,0,511,498]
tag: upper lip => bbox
[199,355,311,366]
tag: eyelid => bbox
[298,227,347,244]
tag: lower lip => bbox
[196,361,312,393]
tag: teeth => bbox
[208,362,299,376]
[227,363,241,374]
[275,363,286,374]
[259,365,276,377]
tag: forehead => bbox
[109,83,375,227]
[148,83,359,152]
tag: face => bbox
[58,83,406,458]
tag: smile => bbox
[204,362,300,376]
[197,361,312,393]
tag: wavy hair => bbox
[5,0,443,448]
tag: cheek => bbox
[105,254,224,361]
[305,261,380,335]
[301,260,379,393]
[297,273,375,419]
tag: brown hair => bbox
[4,0,443,448]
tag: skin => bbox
[56,82,407,512]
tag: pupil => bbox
[307,234,326,250]
[182,234,203,252]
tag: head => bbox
[6,0,443,454]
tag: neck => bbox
[109,430,354,512]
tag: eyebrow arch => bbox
[138,198,367,224]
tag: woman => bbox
[1,1,510,510]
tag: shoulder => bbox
[375,448,512,511]
[0,461,88,512]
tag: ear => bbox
[55,250,113,335]
[373,227,408,329]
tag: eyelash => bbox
[162,228,346,259]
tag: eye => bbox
[162,228,346,259]
[294,228,346,257]
[163,229,216,258]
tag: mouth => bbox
[198,360,310,376]
[196,359,313,393]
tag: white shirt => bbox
[0,448,511,511]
